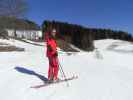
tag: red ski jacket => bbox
[46,38,57,58]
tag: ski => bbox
[30,75,78,89]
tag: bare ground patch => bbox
[0,42,24,52]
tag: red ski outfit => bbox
[45,32,59,81]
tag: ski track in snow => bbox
[0,39,133,100]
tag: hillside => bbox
[0,39,133,100]
[0,16,40,30]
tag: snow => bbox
[22,39,45,46]
[0,39,133,100]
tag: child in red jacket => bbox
[45,29,59,82]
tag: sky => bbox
[27,0,133,35]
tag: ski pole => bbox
[59,64,64,78]
[58,60,69,87]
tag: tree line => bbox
[42,20,133,51]
[0,16,40,30]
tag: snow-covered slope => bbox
[0,39,133,100]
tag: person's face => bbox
[51,31,56,37]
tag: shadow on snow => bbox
[14,66,48,83]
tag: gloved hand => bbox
[47,45,52,52]
[54,52,58,57]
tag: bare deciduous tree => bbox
[0,0,28,18]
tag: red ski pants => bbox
[48,57,59,80]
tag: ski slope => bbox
[0,39,133,100]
